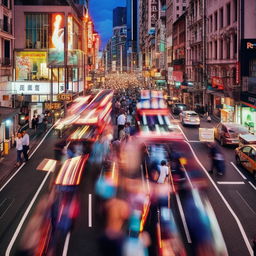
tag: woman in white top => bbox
[15,132,23,166]
[157,160,169,184]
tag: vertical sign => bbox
[48,13,65,66]
[236,61,240,85]
[150,0,158,28]
[88,21,93,49]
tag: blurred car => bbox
[171,103,187,115]
[214,122,249,146]
[235,145,256,180]
[179,111,200,127]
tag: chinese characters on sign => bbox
[88,21,93,49]
[150,0,158,27]
[44,102,62,110]
[199,128,215,142]
[57,94,72,101]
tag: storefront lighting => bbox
[5,120,11,126]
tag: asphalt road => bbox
[0,111,255,256]
[170,113,256,256]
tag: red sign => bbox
[236,62,240,84]
[212,76,224,90]
[173,71,183,82]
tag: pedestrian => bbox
[157,160,170,184]
[117,111,126,139]
[207,142,225,176]
[22,130,30,162]
[15,132,23,166]
[124,122,131,136]
[31,115,37,130]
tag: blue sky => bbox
[90,0,126,49]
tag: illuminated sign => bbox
[149,0,158,30]
[44,102,62,110]
[68,16,73,50]
[236,62,240,85]
[88,21,93,49]
[212,76,224,90]
[246,42,256,49]
[48,13,65,66]
[57,94,72,101]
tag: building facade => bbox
[13,0,88,119]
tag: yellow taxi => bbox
[235,145,256,180]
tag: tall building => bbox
[126,0,138,72]
[206,0,239,122]
[166,0,187,88]
[186,0,204,106]
[12,0,88,120]
[0,0,15,156]
[239,0,256,133]
[112,6,127,72]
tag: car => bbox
[214,122,249,146]
[171,103,187,115]
[179,111,200,127]
[235,145,256,180]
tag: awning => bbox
[206,90,225,97]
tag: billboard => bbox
[48,13,65,66]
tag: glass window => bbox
[242,146,252,156]
[2,0,9,7]
[25,14,49,49]
[28,84,32,91]
[35,85,40,91]
[226,3,231,26]
[214,12,218,31]
[249,149,256,161]
[219,8,223,28]
[20,85,24,91]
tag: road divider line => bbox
[188,140,201,143]
[248,182,256,191]
[88,194,92,227]
[236,191,256,216]
[217,181,245,185]
[5,170,51,256]
[0,120,60,193]
[230,162,247,180]
[184,140,253,256]
[175,194,192,244]
[62,232,71,256]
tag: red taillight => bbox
[224,132,230,138]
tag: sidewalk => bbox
[0,124,52,187]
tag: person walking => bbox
[15,132,23,166]
[117,111,126,139]
[157,160,170,184]
[207,142,225,176]
[31,115,37,131]
[22,130,30,162]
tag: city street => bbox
[0,102,255,256]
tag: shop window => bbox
[15,51,48,81]
[35,85,40,91]
[28,85,32,91]
[20,85,24,91]
[25,14,49,49]
[2,0,9,8]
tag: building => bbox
[239,0,256,133]
[172,13,187,103]
[111,7,127,72]
[185,0,205,108]
[205,0,239,122]
[126,0,138,72]
[166,0,187,90]
[12,0,88,119]
[0,0,17,156]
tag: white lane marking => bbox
[248,182,256,191]
[0,120,60,192]
[173,112,254,255]
[236,191,256,216]
[188,140,201,143]
[217,181,245,185]
[230,162,247,180]
[62,232,71,256]
[88,194,92,227]
[175,193,192,244]
[5,170,51,256]
[184,140,254,255]
[0,198,14,219]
